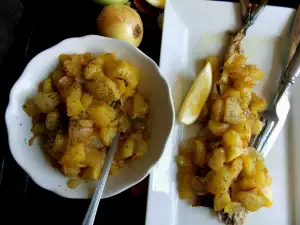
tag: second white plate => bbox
[146,1,297,225]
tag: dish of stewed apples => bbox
[23,52,150,189]
[177,53,273,224]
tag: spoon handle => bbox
[82,133,120,225]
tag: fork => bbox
[250,7,300,155]
[251,44,300,154]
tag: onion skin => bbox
[94,0,129,6]
[96,4,144,47]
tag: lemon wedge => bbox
[178,62,213,125]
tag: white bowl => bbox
[5,35,174,199]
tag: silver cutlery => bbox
[251,6,300,156]
[284,6,300,73]
[251,46,300,156]
[82,133,120,225]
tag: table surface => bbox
[0,0,298,224]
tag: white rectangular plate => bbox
[146,1,297,225]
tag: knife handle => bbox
[284,6,300,72]
[285,44,300,85]
[273,45,300,106]
[272,6,300,106]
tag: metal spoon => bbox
[82,133,120,225]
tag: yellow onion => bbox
[94,0,129,6]
[96,4,144,47]
[146,0,165,9]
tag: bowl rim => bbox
[5,35,175,199]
